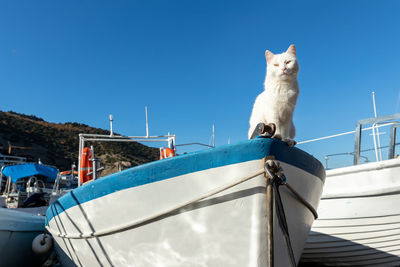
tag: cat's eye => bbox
[273,64,279,67]
[286,60,291,64]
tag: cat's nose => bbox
[281,67,287,72]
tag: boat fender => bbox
[32,233,53,255]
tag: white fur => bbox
[248,45,299,143]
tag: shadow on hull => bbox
[300,231,400,266]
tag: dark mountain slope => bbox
[0,111,159,173]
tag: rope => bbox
[264,163,318,220]
[47,158,318,267]
[285,183,318,220]
[264,160,319,267]
[272,179,296,267]
[46,168,266,239]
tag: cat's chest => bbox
[266,84,298,105]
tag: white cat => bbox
[248,45,299,146]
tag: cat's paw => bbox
[273,134,282,140]
[284,139,296,147]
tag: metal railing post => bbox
[389,125,398,160]
[353,123,362,165]
[78,134,84,187]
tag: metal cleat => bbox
[250,123,276,139]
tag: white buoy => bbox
[32,233,53,255]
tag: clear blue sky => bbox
[1,0,400,167]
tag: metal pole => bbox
[389,126,397,159]
[78,134,84,187]
[92,159,99,180]
[6,177,11,196]
[372,92,383,161]
[91,145,96,180]
[78,135,81,187]
[0,167,3,193]
[354,123,362,165]
[80,133,175,139]
[145,106,149,138]
[109,114,114,137]
[212,124,215,147]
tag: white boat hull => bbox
[301,158,400,266]
[47,139,325,267]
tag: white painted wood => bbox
[48,160,324,267]
[301,158,400,266]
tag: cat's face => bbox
[265,45,299,81]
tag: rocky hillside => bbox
[0,111,159,174]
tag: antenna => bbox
[372,92,378,117]
[109,114,114,137]
[212,124,215,147]
[371,92,383,161]
[145,106,149,137]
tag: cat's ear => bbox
[265,50,274,64]
[286,45,296,56]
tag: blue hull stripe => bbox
[46,138,325,225]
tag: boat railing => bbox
[78,133,176,186]
[26,176,45,197]
[0,154,27,166]
[2,177,11,197]
[77,111,217,186]
[388,123,400,160]
[78,111,176,187]
[353,113,400,165]
[297,113,400,168]
[0,155,28,192]
[175,143,214,148]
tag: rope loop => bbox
[264,159,320,267]
[264,159,296,267]
[265,159,286,185]
[264,160,318,220]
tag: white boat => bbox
[300,113,400,266]
[0,163,74,267]
[0,208,46,267]
[46,137,325,267]
[0,163,59,211]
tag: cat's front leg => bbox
[274,120,288,141]
[270,117,282,140]
[289,120,296,139]
[273,133,282,140]
[283,138,296,147]
[278,123,296,147]
[284,120,296,147]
